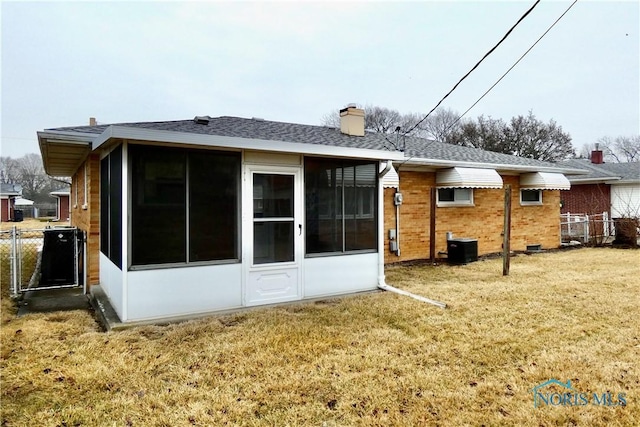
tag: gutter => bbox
[399,157,587,175]
[377,161,447,309]
[93,125,406,161]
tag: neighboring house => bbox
[37,107,582,323]
[50,188,71,221]
[0,183,22,222]
[14,197,35,218]
[562,150,640,219]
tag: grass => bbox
[1,248,639,426]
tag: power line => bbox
[445,0,579,132]
[404,0,541,136]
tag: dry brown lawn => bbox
[1,248,639,426]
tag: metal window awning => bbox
[520,172,571,190]
[436,167,503,188]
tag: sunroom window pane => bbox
[131,146,186,265]
[305,158,377,255]
[189,152,239,262]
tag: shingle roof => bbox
[47,116,578,171]
[595,162,640,182]
[562,159,640,183]
[0,183,22,195]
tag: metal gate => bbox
[1,226,86,297]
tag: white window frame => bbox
[520,189,543,206]
[436,188,474,207]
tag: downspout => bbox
[395,193,400,257]
[377,161,446,309]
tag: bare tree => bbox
[450,115,512,153]
[508,112,574,161]
[15,153,49,200]
[322,104,423,136]
[598,135,640,163]
[0,153,70,201]
[416,107,462,143]
[449,111,574,161]
[580,136,640,163]
[0,156,19,184]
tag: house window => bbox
[305,158,377,255]
[437,188,473,206]
[130,145,240,267]
[521,189,542,205]
[100,145,123,269]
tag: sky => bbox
[1,0,638,159]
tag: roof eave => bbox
[397,157,585,174]
[613,179,640,185]
[38,131,95,176]
[94,125,406,161]
[568,177,622,184]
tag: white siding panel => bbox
[99,253,124,320]
[126,264,242,322]
[304,253,379,298]
[611,184,640,218]
[381,166,400,188]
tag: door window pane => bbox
[253,221,294,264]
[253,173,295,264]
[253,174,293,218]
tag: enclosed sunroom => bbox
[38,108,403,323]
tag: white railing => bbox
[560,212,615,244]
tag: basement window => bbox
[520,189,542,206]
[437,188,474,207]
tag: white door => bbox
[244,166,302,306]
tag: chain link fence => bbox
[0,226,84,298]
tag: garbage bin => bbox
[13,210,23,222]
[447,238,478,264]
[40,228,76,286]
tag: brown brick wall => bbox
[384,171,562,263]
[560,183,611,216]
[383,171,433,263]
[70,154,100,287]
[507,176,562,252]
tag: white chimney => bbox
[340,105,365,136]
